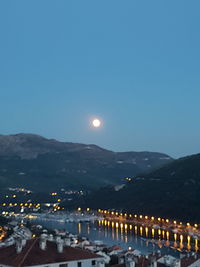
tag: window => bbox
[92,260,96,265]
[77,262,82,267]
[59,264,68,267]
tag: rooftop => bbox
[0,239,102,267]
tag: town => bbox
[0,212,200,267]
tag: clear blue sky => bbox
[0,0,200,158]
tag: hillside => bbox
[0,133,172,192]
[85,154,200,222]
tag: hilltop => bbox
[0,133,173,192]
[85,153,200,221]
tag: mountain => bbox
[0,133,173,192]
[85,154,200,222]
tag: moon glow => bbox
[92,118,101,128]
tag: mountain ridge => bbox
[0,133,172,158]
[0,133,173,191]
[85,153,200,221]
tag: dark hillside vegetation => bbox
[0,133,172,192]
[84,154,200,222]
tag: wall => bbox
[18,257,104,267]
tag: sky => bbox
[0,0,200,158]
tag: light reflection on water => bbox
[98,219,199,253]
[31,218,199,256]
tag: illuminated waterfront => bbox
[97,219,199,253]
[29,217,199,256]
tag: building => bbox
[0,236,104,267]
[113,252,200,267]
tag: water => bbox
[29,217,199,256]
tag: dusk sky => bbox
[0,1,200,158]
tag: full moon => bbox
[92,118,101,128]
